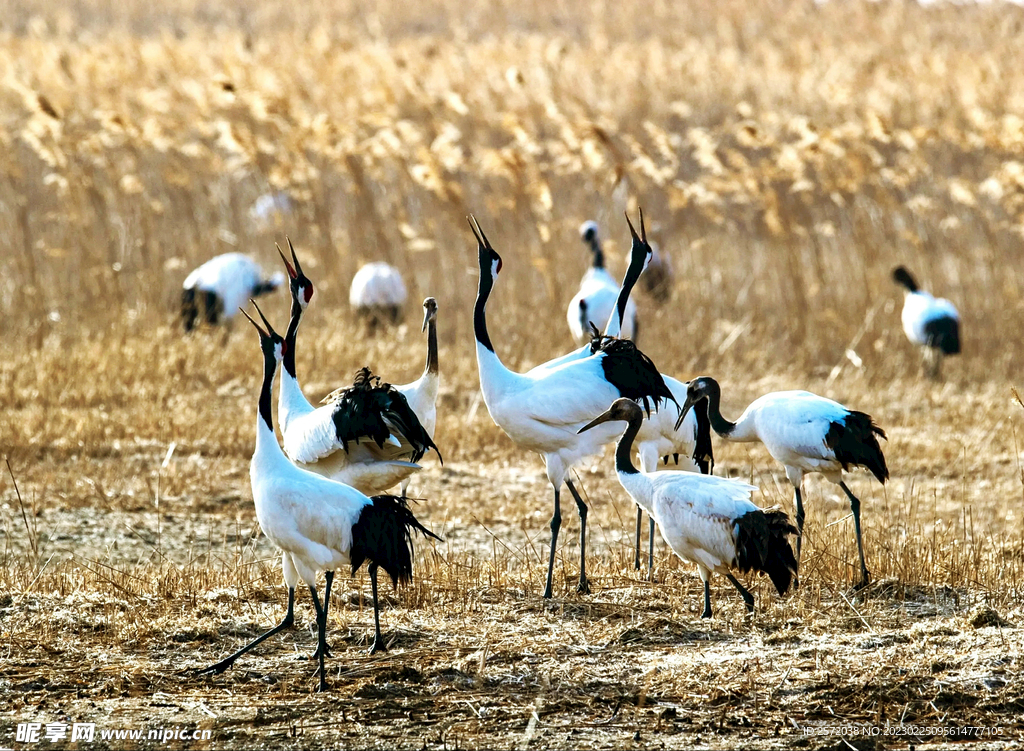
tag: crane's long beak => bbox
[674,393,699,431]
[276,243,296,279]
[421,306,431,333]
[578,409,614,434]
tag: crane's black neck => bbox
[283,294,302,378]
[259,348,277,432]
[703,382,737,437]
[613,248,644,328]
[588,236,605,269]
[614,412,643,475]
[424,317,438,375]
[474,268,495,353]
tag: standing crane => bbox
[471,212,676,598]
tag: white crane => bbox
[679,377,887,589]
[197,302,440,691]
[181,252,284,332]
[395,297,440,498]
[471,213,677,598]
[538,212,716,578]
[892,266,961,379]
[275,242,439,493]
[579,399,797,618]
[567,220,637,345]
[350,262,407,327]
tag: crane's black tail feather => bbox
[733,509,798,597]
[827,411,889,484]
[350,494,442,587]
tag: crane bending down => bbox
[892,266,961,379]
[580,398,796,618]
[471,212,677,598]
[679,377,887,589]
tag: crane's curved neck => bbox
[614,413,644,476]
[704,385,738,437]
[607,249,644,336]
[588,236,605,269]
[474,269,495,353]
[283,295,302,378]
[257,351,277,440]
[424,317,438,375]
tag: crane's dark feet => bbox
[576,576,591,595]
[793,575,800,591]
[368,636,388,655]
[700,607,712,620]
[194,658,235,676]
[633,558,641,571]
[854,573,871,591]
[304,643,333,660]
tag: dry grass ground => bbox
[2,0,1024,748]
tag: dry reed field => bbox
[3,0,1024,748]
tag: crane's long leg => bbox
[647,516,656,581]
[839,481,871,589]
[793,485,805,589]
[309,571,334,660]
[543,487,562,599]
[701,580,712,619]
[368,563,387,654]
[307,585,328,692]
[634,506,643,571]
[565,480,590,594]
[725,573,755,612]
[196,587,295,675]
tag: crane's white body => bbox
[277,371,420,494]
[617,468,760,583]
[900,290,959,347]
[723,390,852,485]
[350,263,407,309]
[395,375,437,444]
[253,349,372,589]
[477,343,624,487]
[567,267,637,345]
[183,253,283,322]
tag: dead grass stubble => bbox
[2,0,1024,748]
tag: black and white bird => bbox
[579,399,797,618]
[679,377,888,589]
[181,253,284,332]
[892,266,961,379]
[471,212,676,598]
[276,242,440,494]
[536,211,715,578]
[197,302,440,691]
[350,262,407,327]
[395,297,440,498]
[567,220,637,345]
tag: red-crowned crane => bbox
[471,212,676,598]
[181,253,283,332]
[350,262,407,327]
[892,266,961,379]
[580,398,797,617]
[679,377,887,589]
[395,297,440,498]
[196,302,439,691]
[276,242,440,495]
[567,220,637,345]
